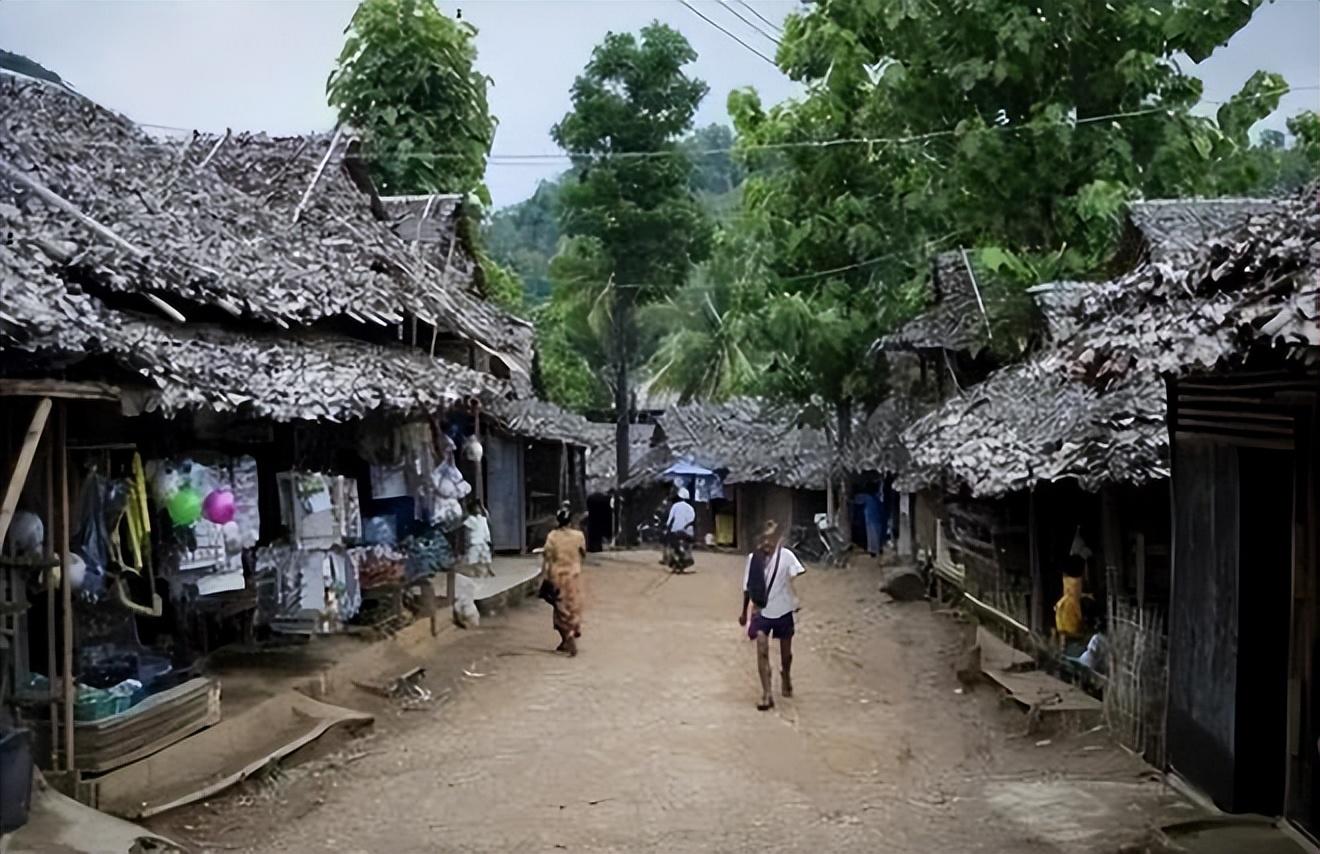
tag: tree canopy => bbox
[654,0,1318,432]
[327,0,495,197]
[536,24,713,417]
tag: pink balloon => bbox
[202,489,236,525]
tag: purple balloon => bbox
[202,489,236,525]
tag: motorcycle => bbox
[663,532,694,573]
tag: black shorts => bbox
[748,611,794,639]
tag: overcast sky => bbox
[1,0,1317,208]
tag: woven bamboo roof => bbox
[896,194,1315,498]
[0,74,534,385]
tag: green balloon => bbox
[167,486,203,527]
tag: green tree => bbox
[550,23,714,481]
[327,0,494,197]
[725,0,1301,442]
[485,178,564,304]
[682,123,744,196]
[639,230,766,403]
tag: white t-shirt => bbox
[666,501,695,536]
[743,547,806,619]
[463,514,490,546]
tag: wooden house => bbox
[1076,193,1319,828]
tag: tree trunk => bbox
[613,285,632,497]
[835,398,853,543]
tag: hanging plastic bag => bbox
[71,472,110,601]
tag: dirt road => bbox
[156,552,1187,853]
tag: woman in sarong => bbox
[542,507,586,656]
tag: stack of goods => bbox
[253,545,361,635]
[351,544,408,589]
[400,526,456,582]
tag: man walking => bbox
[739,521,806,710]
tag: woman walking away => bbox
[738,521,806,711]
[542,507,586,656]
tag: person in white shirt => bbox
[663,487,697,571]
[738,520,806,711]
[462,499,493,577]
[666,487,696,537]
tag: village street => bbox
[150,552,1185,854]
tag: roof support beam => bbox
[0,397,52,551]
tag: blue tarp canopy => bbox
[663,458,716,478]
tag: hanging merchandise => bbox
[402,526,456,582]
[221,521,243,552]
[229,456,261,550]
[253,545,361,634]
[123,454,151,571]
[463,435,483,463]
[3,511,43,558]
[167,487,203,528]
[369,464,410,500]
[71,472,110,601]
[202,489,236,525]
[277,472,361,548]
[362,515,397,546]
[352,544,407,589]
[693,475,712,504]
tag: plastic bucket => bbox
[0,728,33,833]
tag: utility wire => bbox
[676,0,778,66]
[736,0,784,33]
[716,0,782,46]
[44,86,1320,166]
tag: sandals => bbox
[757,696,775,711]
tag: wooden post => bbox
[1135,531,1147,612]
[420,581,438,637]
[474,402,485,507]
[59,404,74,769]
[1101,486,1123,598]
[0,397,53,550]
[45,440,58,770]
[1029,487,1043,634]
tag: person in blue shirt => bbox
[853,487,884,557]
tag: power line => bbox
[676,0,778,66]
[736,0,784,33]
[716,0,782,46]
[31,85,1319,167]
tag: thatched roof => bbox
[617,400,837,491]
[895,195,1311,498]
[1125,198,1279,264]
[897,353,1168,496]
[878,251,986,354]
[488,398,595,447]
[0,74,534,385]
[1074,196,1319,381]
[0,259,510,422]
[582,421,658,495]
[838,396,926,475]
